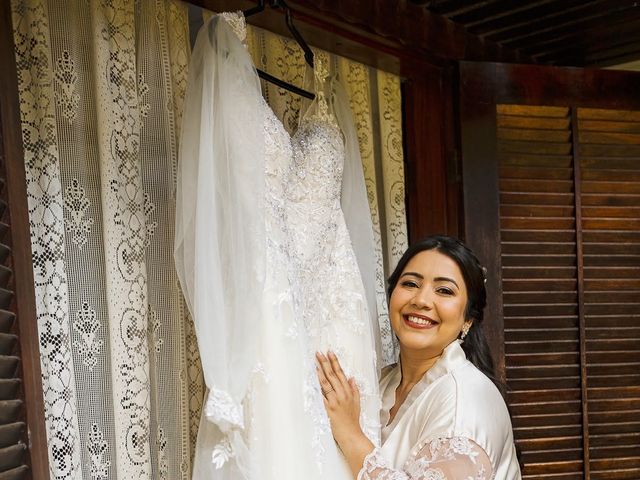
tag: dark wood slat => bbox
[509,376,581,391]
[0,358,17,380]
[500,166,574,180]
[584,267,640,279]
[0,336,16,357]
[579,109,640,122]
[503,279,577,291]
[500,139,572,155]
[500,153,573,168]
[504,291,577,304]
[505,316,578,329]
[501,192,575,206]
[0,246,9,266]
[583,244,640,256]
[502,266,577,279]
[506,327,578,341]
[0,423,24,449]
[0,465,29,480]
[0,268,10,289]
[583,231,640,242]
[580,143,640,158]
[579,119,640,134]
[501,229,577,242]
[498,127,571,142]
[497,115,570,130]
[0,444,25,473]
[506,339,579,355]
[583,169,640,182]
[0,401,21,429]
[501,205,575,217]
[579,131,640,146]
[0,381,20,402]
[502,254,576,267]
[501,178,574,193]
[0,313,12,334]
[0,291,12,311]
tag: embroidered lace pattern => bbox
[358,437,493,480]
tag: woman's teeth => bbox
[407,315,435,326]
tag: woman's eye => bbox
[401,280,419,288]
[436,287,454,295]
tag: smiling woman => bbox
[316,235,521,480]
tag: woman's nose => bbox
[410,287,433,309]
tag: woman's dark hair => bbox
[387,235,503,393]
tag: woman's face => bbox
[389,249,470,357]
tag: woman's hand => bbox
[315,351,363,444]
[316,351,375,478]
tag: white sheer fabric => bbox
[175,13,266,474]
[181,13,380,479]
[360,438,492,480]
[370,341,521,480]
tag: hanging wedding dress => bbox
[175,12,380,480]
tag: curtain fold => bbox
[11,1,407,478]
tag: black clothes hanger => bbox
[244,0,316,100]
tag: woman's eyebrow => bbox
[400,271,423,279]
[434,276,459,288]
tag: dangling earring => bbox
[460,322,471,342]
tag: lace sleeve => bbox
[358,437,493,480]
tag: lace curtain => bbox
[10,1,407,479]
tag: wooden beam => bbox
[489,0,629,45]
[526,16,640,58]
[458,62,505,379]
[403,67,456,240]
[469,0,588,36]
[456,0,558,28]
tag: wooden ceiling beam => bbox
[453,0,557,27]
[487,0,628,44]
[427,0,485,16]
[467,0,588,36]
[523,14,640,57]
[554,39,640,67]
[531,20,640,62]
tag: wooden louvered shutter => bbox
[0,121,29,479]
[578,108,640,478]
[460,62,640,480]
[0,1,50,478]
[497,105,584,479]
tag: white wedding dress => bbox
[175,12,381,480]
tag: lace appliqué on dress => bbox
[204,387,244,430]
[358,437,493,480]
